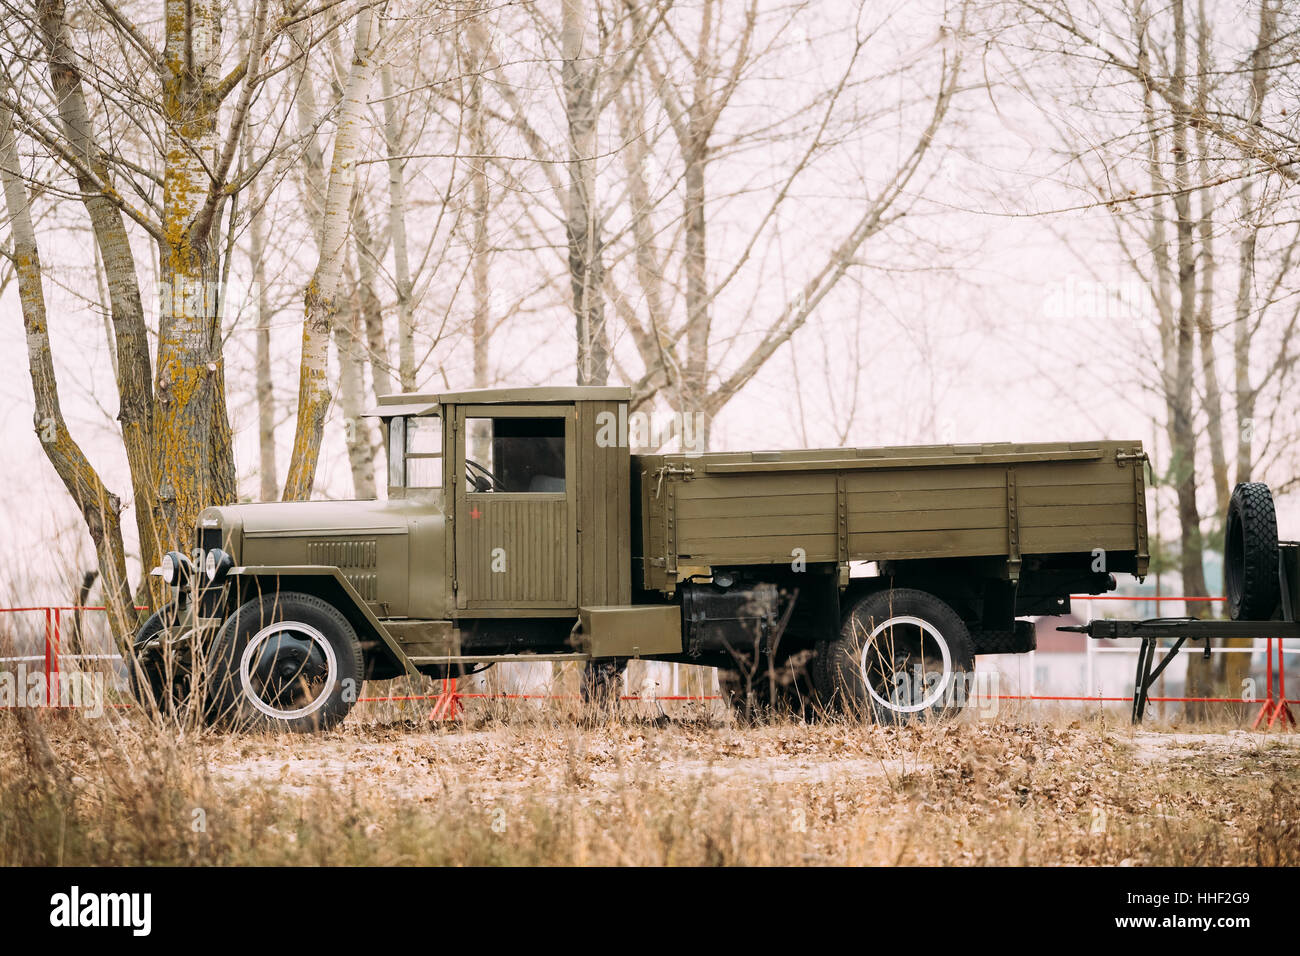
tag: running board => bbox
[407,653,590,666]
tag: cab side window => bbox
[387,415,443,489]
[465,417,565,493]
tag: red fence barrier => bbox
[0,599,1293,726]
[0,605,149,706]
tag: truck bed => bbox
[635,440,1149,592]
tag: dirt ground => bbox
[6,704,1298,865]
[182,706,1300,865]
[207,715,1300,802]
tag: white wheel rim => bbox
[858,614,953,714]
[239,621,337,720]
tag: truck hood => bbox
[200,498,435,536]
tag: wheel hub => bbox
[858,615,953,714]
[239,622,337,720]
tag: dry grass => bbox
[2,695,1298,866]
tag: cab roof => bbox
[365,385,630,417]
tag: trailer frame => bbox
[1061,546,1300,722]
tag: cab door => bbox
[451,405,577,611]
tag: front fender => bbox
[223,566,418,678]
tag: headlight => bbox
[205,548,234,584]
[161,550,192,586]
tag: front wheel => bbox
[206,592,363,733]
[130,603,193,717]
[825,588,975,723]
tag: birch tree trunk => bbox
[242,116,279,503]
[283,8,380,501]
[681,141,708,439]
[1194,0,1229,518]
[466,16,492,391]
[380,49,418,392]
[250,192,279,503]
[333,258,378,499]
[338,204,379,496]
[1170,0,1208,602]
[1233,0,1279,485]
[682,4,715,443]
[562,0,608,386]
[351,200,393,401]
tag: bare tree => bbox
[614,0,966,449]
[1000,0,1300,705]
[0,0,370,616]
[1,101,134,646]
[283,6,382,500]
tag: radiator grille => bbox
[198,527,223,556]
[306,539,379,600]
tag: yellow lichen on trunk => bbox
[152,0,236,543]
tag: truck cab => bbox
[380,386,616,614]
[373,386,674,649]
[135,387,678,732]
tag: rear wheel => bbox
[1224,482,1279,621]
[206,592,363,733]
[826,588,975,722]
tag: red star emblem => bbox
[470,506,482,519]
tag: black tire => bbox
[129,603,192,716]
[1225,482,1279,621]
[826,588,975,723]
[812,638,833,707]
[206,592,363,733]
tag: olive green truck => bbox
[134,386,1151,731]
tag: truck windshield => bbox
[388,415,442,489]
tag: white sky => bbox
[1,0,1295,605]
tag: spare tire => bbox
[1225,481,1279,621]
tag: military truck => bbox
[132,386,1151,731]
